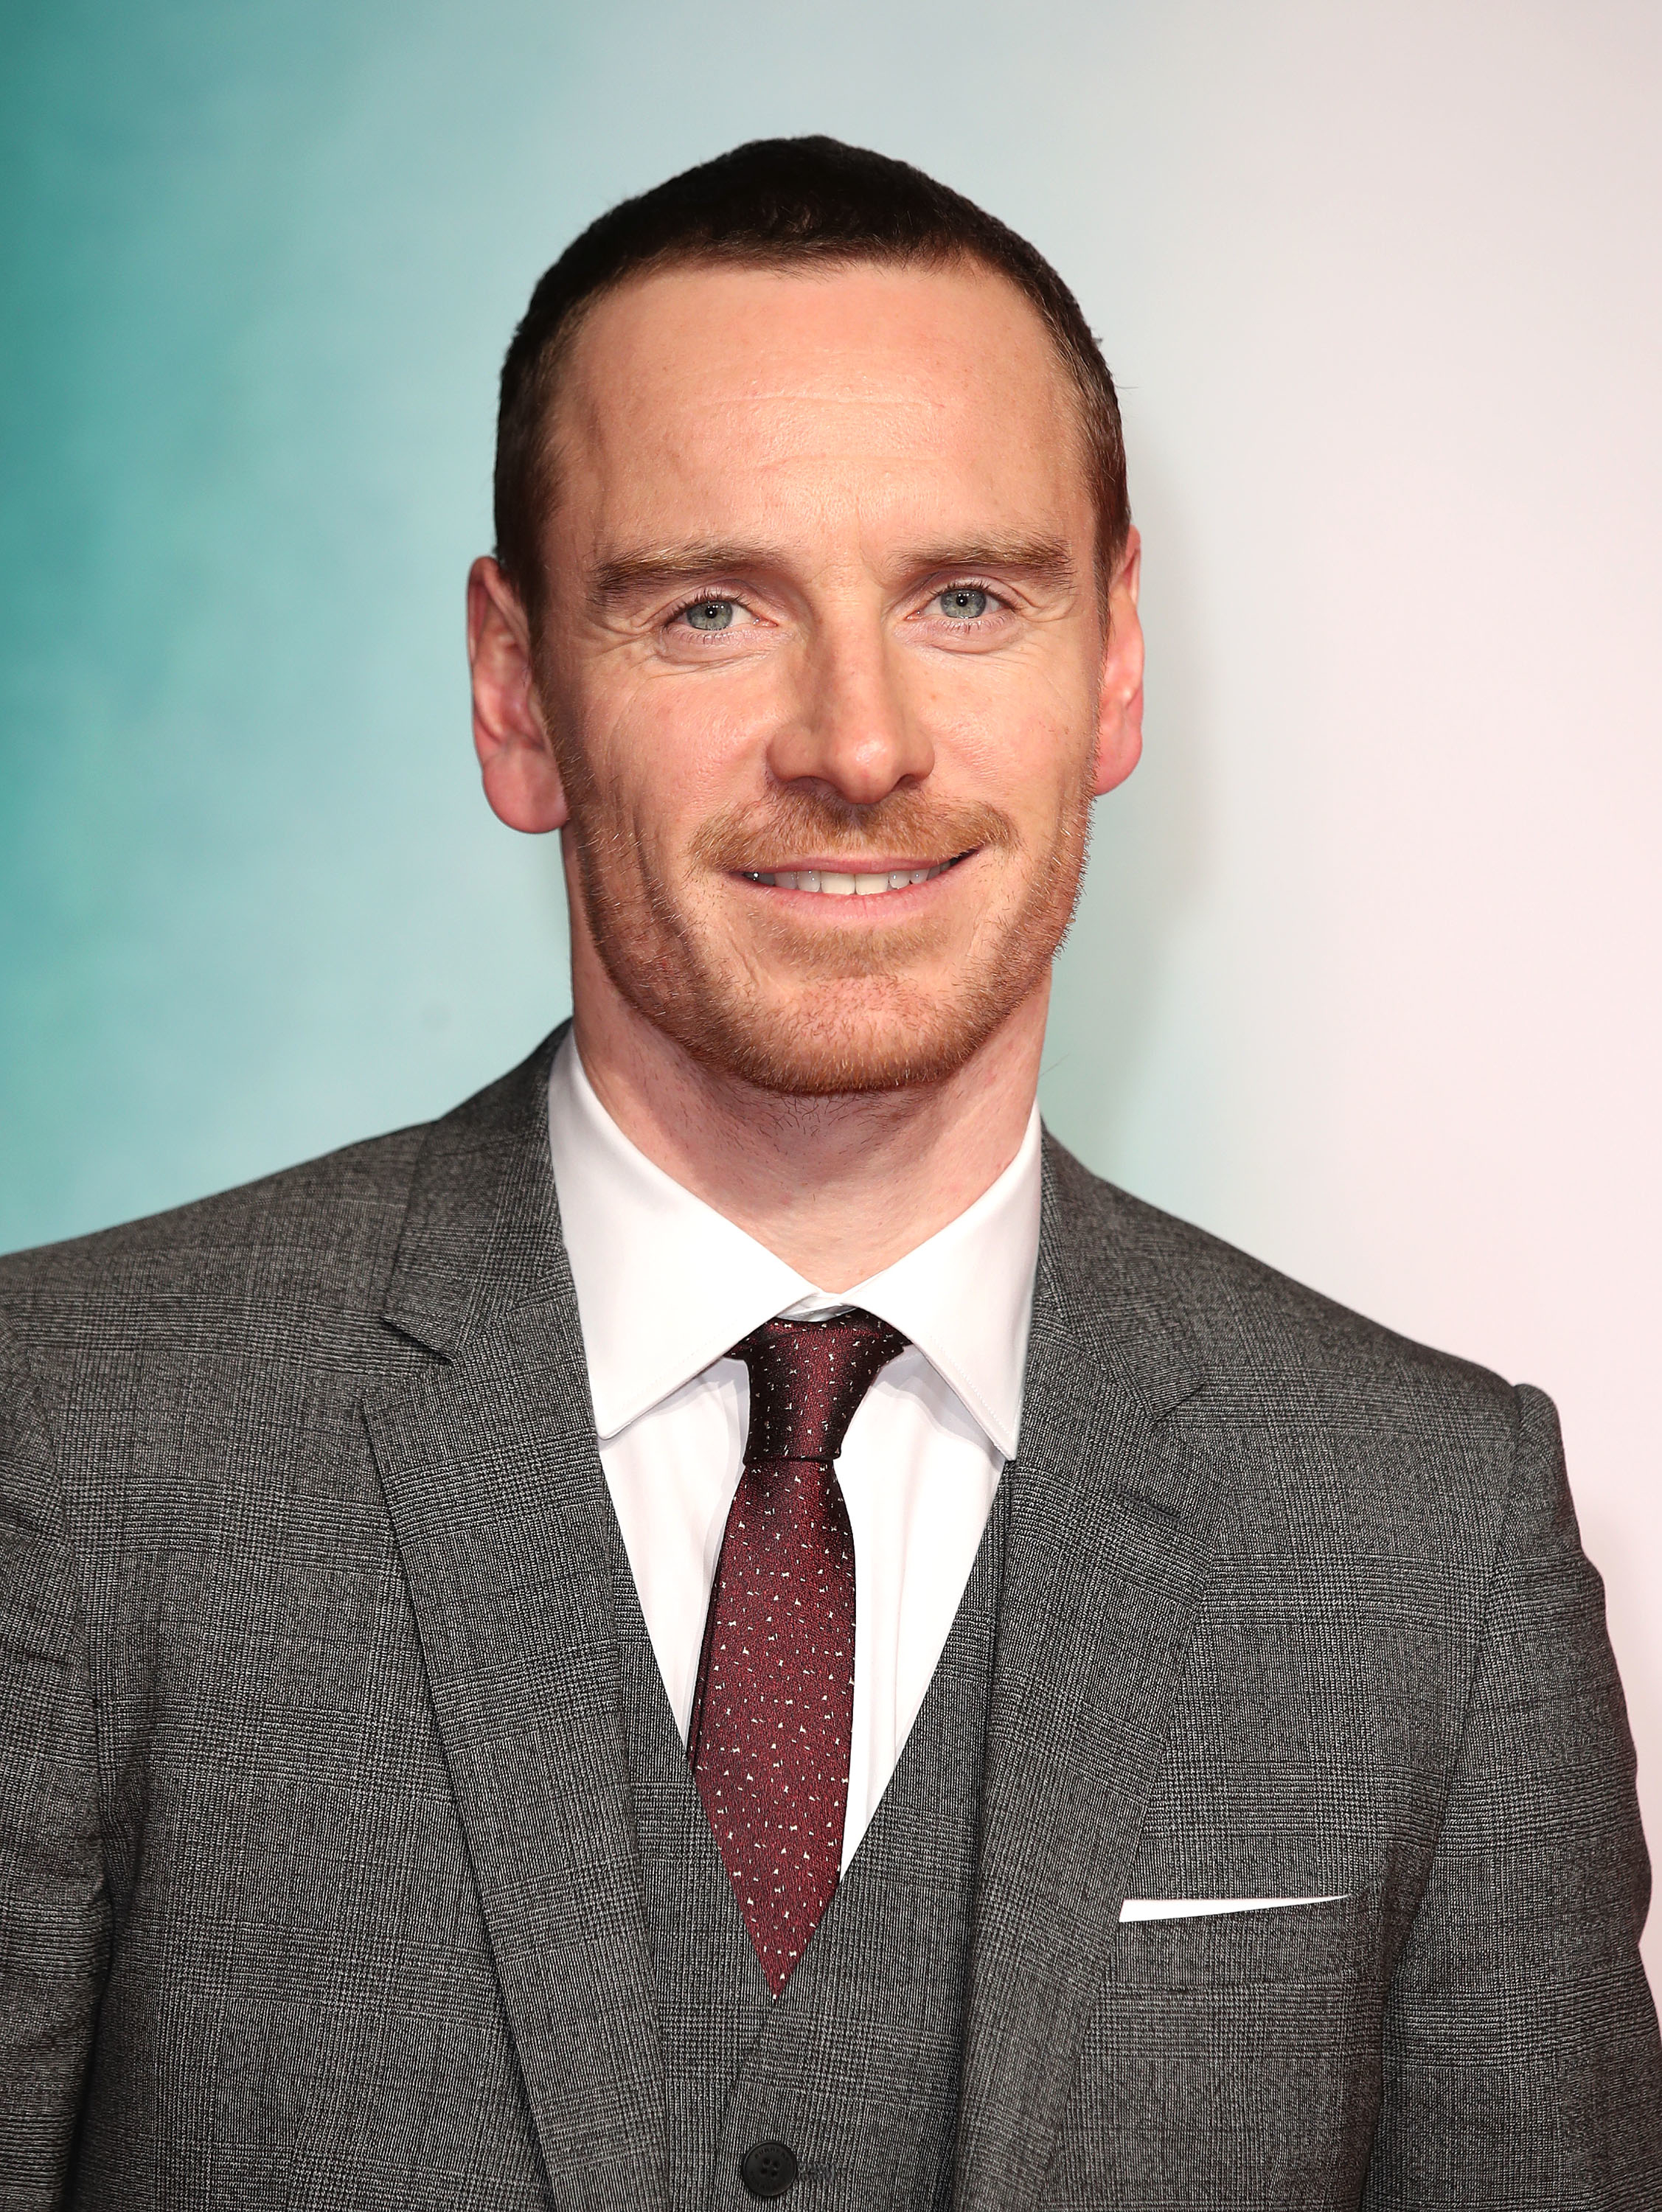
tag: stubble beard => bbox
[563,773,1095,1100]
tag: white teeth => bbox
[751,858,956,894]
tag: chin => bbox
[668,975,1026,1099]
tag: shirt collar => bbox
[546,1033,1040,1458]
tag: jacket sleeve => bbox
[1363,1384,1662,2208]
[0,1354,108,2210]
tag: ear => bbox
[467,555,569,832]
[1092,525,1144,799]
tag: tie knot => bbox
[729,1310,909,1464]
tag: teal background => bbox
[0,0,1198,1255]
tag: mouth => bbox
[737,852,972,897]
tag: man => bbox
[1,135,1656,2211]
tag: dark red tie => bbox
[688,1310,908,1994]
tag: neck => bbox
[569,973,1047,1296]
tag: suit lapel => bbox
[954,1139,1217,2212]
[363,1031,667,2208]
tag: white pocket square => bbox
[1119,1893,1346,1923]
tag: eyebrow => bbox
[905,535,1077,588]
[587,531,1078,609]
[588,542,791,609]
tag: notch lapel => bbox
[363,1032,667,2210]
[954,1140,1218,2211]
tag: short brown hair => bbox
[494,136,1129,613]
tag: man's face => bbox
[524,257,1141,1096]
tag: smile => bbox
[739,855,967,897]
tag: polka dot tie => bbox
[688,1310,908,1995]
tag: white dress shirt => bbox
[546,1034,1041,1869]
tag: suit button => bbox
[739,2140,799,2199]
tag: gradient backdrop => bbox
[4,1,1660,1983]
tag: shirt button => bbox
[739,2139,799,2199]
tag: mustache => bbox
[689,787,1016,873]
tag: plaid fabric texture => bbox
[1,1026,1658,2209]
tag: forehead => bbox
[549,258,1089,550]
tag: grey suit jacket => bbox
[1,1032,1658,2209]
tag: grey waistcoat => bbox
[613,1480,1009,2212]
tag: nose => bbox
[765,613,934,807]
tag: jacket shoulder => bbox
[0,1118,434,1382]
[0,1037,557,1354]
[1042,1137,1540,1586]
[1043,1132,1517,1430]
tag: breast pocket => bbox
[1111,1891,1373,1989]
[1046,1893,1385,2206]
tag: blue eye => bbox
[682,599,735,631]
[937,586,990,621]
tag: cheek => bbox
[925,658,1097,813]
[575,668,774,834]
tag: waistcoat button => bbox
[739,2140,799,2199]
